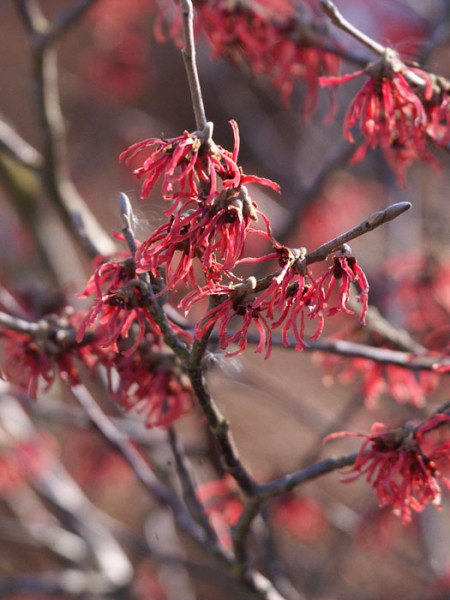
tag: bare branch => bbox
[180,0,208,130]
[305,202,411,265]
[46,0,101,42]
[242,332,440,371]
[15,0,47,35]
[320,0,386,56]
[186,355,258,496]
[0,118,42,171]
[259,453,359,498]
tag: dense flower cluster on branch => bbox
[325,414,450,524]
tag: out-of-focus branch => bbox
[168,427,221,547]
[242,332,440,371]
[69,383,210,549]
[45,0,101,42]
[353,303,425,354]
[0,571,117,598]
[0,311,40,334]
[14,0,114,258]
[0,119,42,171]
[259,453,359,497]
[69,385,291,600]
[0,390,133,588]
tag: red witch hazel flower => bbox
[320,50,439,184]
[120,121,249,210]
[181,243,369,359]
[313,244,369,323]
[325,414,450,524]
[182,276,274,358]
[0,309,85,398]
[77,255,162,356]
[136,184,274,290]
[424,76,450,146]
[124,119,279,288]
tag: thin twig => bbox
[258,453,359,498]
[186,354,259,496]
[320,0,385,56]
[305,201,411,265]
[168,427,221,547]
[320,0,429,88]
[180,0,208,130]
[254,201,412,294]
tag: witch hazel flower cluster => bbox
[0,118,369,426]
[119,119,369,360]
[320,48,450,184]
[325,413,450,524]
[154,0,341,118]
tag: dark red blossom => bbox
[310,246,369,325]
[0,432,58,494]
[380,253,450,336]
[121,120,276,210]
[181,277,274,358]
[325,415,450,523]
[320,53,439,184]
[251,244,321,350]
[424,79,450,146]
[136,186,273,289]
[273,495,329,540]
[77,257,161,355]
[181,245,369,358]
